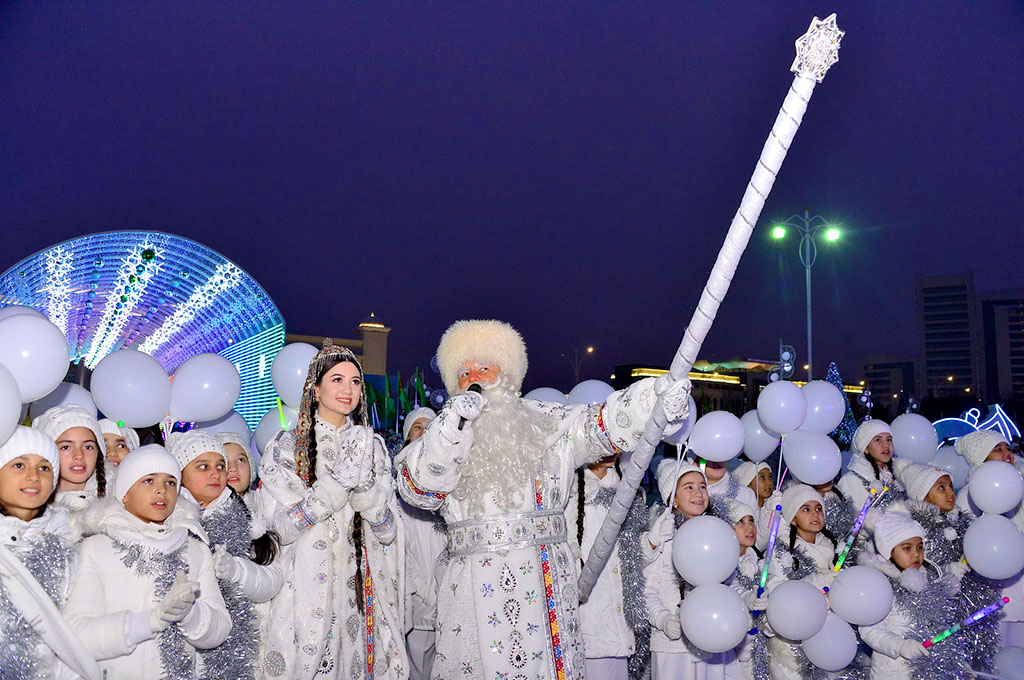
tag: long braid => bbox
[353,512,365,614]
[94,448,106,497]
[305,425,319,487]
[576,469,586,553]
[788,524,800,572]
[832,484,846,503]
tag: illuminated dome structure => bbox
[0,231,285,428]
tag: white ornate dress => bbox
[397,380,660,680]
[258,416,407,680]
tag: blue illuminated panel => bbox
[219,322,286,431]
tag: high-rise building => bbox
[980,289,1024,402]
[862,353,917,415]
[915,272,984,398]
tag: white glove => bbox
[448,392,484,422]
[946,561,970,580]
[149,571,199,632]
[744,591,768,612]
[655,376,692,423]
[213,544,244,583]
[663,616,683,640]
[647,508,675,550]
[898,638,929,660]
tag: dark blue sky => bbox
[1,2,1021,392]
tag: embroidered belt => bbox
[447,510,567,557]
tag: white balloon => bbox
[995,646,1024,680]
[169,354,241,423]
[195,410,252,441]
[798,381,846,434]
[828,565,894,626]
[933,444,970,489]
[741,410,780,462]
[32,383,96,419]
[253,404,298,455]
[678,584,750,653]
[802,612,858,671]
[781,430,841,485]
[969,460,1024,515]
[765,580,828,640]
[271,343,318,408]
[523,387,568,405]
[663,396,698,445]
[91,350,171,428]
[0,305,46,322]
[0,315,70,402]
[687,411,745,463]
[964,513,1024,580]
[671,515,740,586]
[756,381,807,434]
[0,364,23,446]
[890,413,939,464]
[567,380,613,406]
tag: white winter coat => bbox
[707,471,758,510]
[63,501,232,680]
[399,497,446,632]
[837,453,901,511]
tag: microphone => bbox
[458,383,482,431]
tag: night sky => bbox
[1,3,1021,393]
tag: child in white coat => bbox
[722,499,767,680]
[0,426,100,679]
[98,418,140,467]
[33,405,109,515]
[64,445,231,679]
[859,512,968,680]
[169,431,283,680]
[837,420,907,512]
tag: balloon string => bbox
[776,435,786,491]
[666,442,688,513]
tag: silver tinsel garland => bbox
[608,490,652,680]
[888,570,969,680]
[906,501,970,568]
[734,555,770,680]
[824,492,856,543]
[113,537,192,680]
[199,492,261,680]
[959,570,1002,673]
[0,579,42,679]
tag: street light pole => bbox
[564,345,595,384]
[773,207,840,381]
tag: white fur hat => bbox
[114,444,180,501]
[32,405,107,457]
[0,426,61,489]
[98,418,140,451]
[656,458,705,506]
[733,461,769,488]
[955,430,1010,469]
[725,499,758,525]
[852,419,892,455]
[874,511,924,560]
[165,430,224,470]
[436,320,528,394]
[781,484,824,525]
[899,462,950,502]
[402,407,436,442]
[214,431,249,451]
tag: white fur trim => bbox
[436,319,528,394]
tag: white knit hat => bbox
[402,407,436,441]
[874,511,924,560]
[32,405,107,457]
[656,458,705,506]
[165,430,224,470]
[955,430,1010,469]
[733,461,769,488]
[436,320,529,394]
[0,426,61,489]
[98,418,140,451]
[725,499,758,525]
[852,419,892,455]
[114,444,181,501]
[899,463,950,502]
[214,431,249,451]
[781,484,824,525]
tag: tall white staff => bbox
[579,14,845,600]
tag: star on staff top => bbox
[791,13,844,83]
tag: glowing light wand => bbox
[748,503,783,633]
[833,486,886,571]
[922,597,1009,648]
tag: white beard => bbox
[451,384,555,519]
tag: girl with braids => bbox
[257,342,406,680]
[837,420,907,513]
[565,453,651,680]
[33,405,109,518]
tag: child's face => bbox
[986,443,1013,464]
[891,537,924,570]
[734,515,756,549]
[123,473,178,524]
[673,471,709,519]
[181,452,227,507]
[102,434,130,465]
[865,433,894,466]
[406,418,432,443]
[756,468,774,500]
[924,475,956,513]
[703,461,726,483]
[56,427,100,488]
[0,455,55,520]
[223,443,251,495]
[791,501,824,537]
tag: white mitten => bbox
[744,591,768,612]
[213,544,243,583]
[663,616,683,640]
[945,561,969,580]
[448,392,483,422]
[898,638,929,660]
[149,571,199,632]
[648,508,676,550]
[655,376,692,423]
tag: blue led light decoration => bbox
[0,231,285,425]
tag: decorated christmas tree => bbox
[826,361,857,444]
